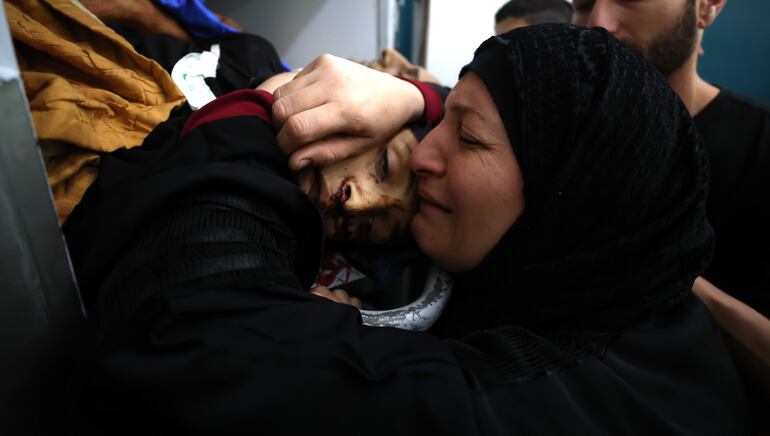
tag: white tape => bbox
[171,44,221,111]
[360,266,452,331]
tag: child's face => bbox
[297,128,418,245]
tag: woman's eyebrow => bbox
[448,101,486,120]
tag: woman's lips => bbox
[418,187,452,213]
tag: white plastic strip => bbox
[361,266,452,331]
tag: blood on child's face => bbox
[297,128,418,245]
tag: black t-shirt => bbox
[694,89,770,316]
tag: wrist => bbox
[406,81,426,124]
[395,77,428,123]
[397,77,445,126]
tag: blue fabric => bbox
[155,0,239,39]
[153,0,292,71]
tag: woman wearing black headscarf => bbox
[75,25,749,434]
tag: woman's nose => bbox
[409,127,446,177]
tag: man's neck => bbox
[667,55,720,117]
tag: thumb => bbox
[288,135,373,171]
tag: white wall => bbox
[425,0,504,86]
[0,0,19,75]
[206,1,573,85]
[206,0,384,69]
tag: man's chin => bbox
[620,0,697,79]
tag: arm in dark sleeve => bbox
[65,90,321,302]
[88,281,479,435]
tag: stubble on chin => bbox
[619,0,698,78]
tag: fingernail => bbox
[296,159,310,171]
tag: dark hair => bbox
[495,0,573,25]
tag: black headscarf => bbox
[432,24,713,384]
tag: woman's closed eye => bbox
[459,127,487,149]
[460,135,484,147]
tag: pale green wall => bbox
[699,0,770,106]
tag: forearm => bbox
[692,277,770,370]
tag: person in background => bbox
[572,0,770,428]
[494,0,572,35]
[572,0,770,315]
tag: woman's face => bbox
[410,72,525,272]
[298,128,418,245]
